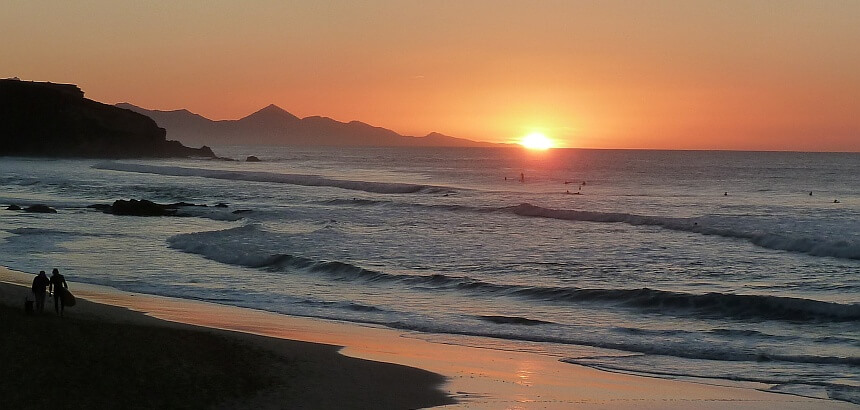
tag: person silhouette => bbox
[31,270,50,313]
[48,268,68,317]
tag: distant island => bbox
[0,79,215,158]
[117,103,505,148]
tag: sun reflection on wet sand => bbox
[515,361,538,387]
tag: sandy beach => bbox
[1,267,855,409]
[1,267,450,410]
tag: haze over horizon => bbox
[2,1,859,151]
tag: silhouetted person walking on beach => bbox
[31,270,50,313]
[49,268,67,316]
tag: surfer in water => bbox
[48,268,68,317]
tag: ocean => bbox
[1,147,858,404]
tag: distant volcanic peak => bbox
[260,103,284,112]
[242,104,300,122]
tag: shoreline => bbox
[2,267,855,409]
[0,268,451,410]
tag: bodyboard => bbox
[61,290,76,307]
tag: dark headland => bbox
[0,78,215,158]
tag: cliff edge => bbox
[0,79,215,158]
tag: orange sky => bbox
[2,1,859,151]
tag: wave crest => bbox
[168,226,859,323]
[507,203,860,260]
[318,200,860,260]
[93,162,454,195]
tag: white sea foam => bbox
[322,199,860,260]
[168,226,860,323]
[507,202,860,260]
[93,162,453,194]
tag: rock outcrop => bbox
[24,204,57,213]
[6,204,58,213]
[0,79,216,158]
[4,204,58,213]
[89,199,213,217]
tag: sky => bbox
[2,1,859,151]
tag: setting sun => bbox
[520,132,554,150]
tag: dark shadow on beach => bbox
[0,282,452,410]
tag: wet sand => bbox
[0,268,450,410]
[2,267,854,409]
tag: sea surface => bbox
[1,147,858,404]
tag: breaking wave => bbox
[477,315,555,326]
[321,199,860,260]
[506,203,860,260]
[168,226,860,323]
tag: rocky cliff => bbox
[0,79,215,158]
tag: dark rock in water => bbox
[214,202,229,208]
[91,199,212,216]
[158,140,217,159]
[232,209,252,214]
[246,155,261,162]
[0,79,217,158]
[110,199,177,216]
[6,204,21,210]
[24,204,57,213]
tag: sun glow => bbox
[520,132,554,150]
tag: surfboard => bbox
[61,289,76,307]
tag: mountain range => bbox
[116,103,503,148]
